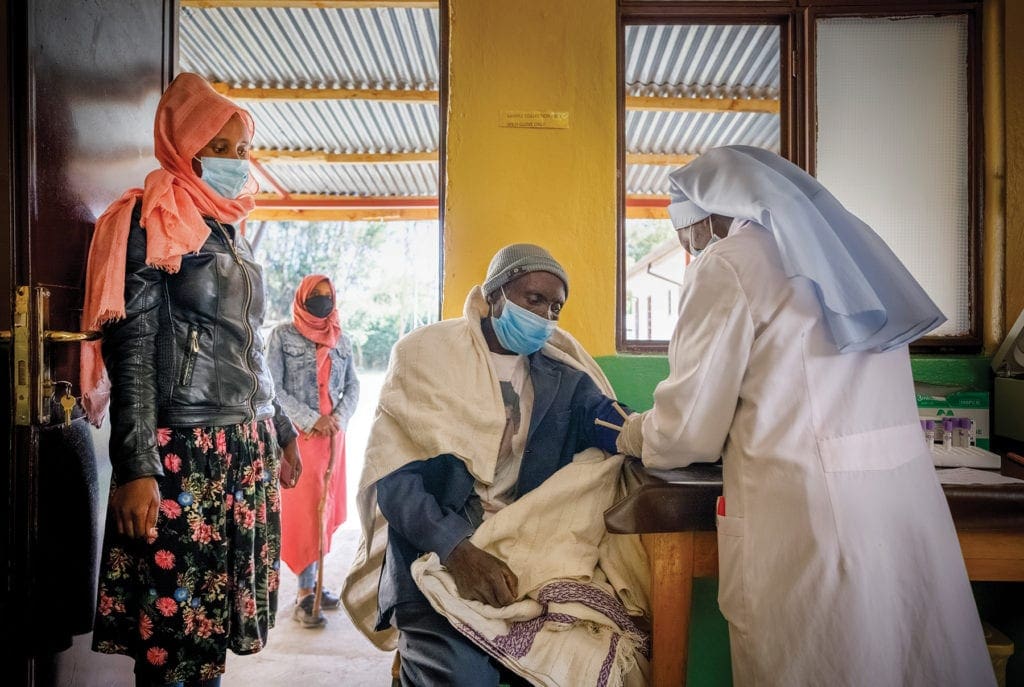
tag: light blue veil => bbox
[667,145,945,353]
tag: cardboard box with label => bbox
[916,386,990,450]
[992,308,1024,443]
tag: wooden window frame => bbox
[616,0,984,354]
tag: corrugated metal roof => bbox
[245,99,438,153]
[180,6,439,89]
[625,23,780,98]
[627,109,780,154]
[260,162,438,197]
[625,23,781,194]
[179,4,439,199]
[179,9,782,198]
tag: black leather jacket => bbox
[102,203,297,484]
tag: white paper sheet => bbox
[936,467,1024,486]
[930,446,1002,469]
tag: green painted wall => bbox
[686,578,733,686]
[598,354,994,407]
[595,355,669,412]
[910,355,994,390]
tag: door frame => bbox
[3,1,179,684]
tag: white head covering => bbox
[667,145,946,353]
[668,198,711,230]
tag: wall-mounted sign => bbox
[499,110,570,129]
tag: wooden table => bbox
[604,459,1024,687]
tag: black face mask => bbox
[304,295,334,318]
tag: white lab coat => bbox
[642,222,995,686]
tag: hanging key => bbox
[59,383,76,428]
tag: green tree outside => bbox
[254,220,440,370]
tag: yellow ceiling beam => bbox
[625,206,670,220]
[211,82,438,103]
[253,192,438,208]
[255,149,688,166]
[182,1,437,9]
[250,194,668,219]
[627,95,779,114]
[625,152,697,167]
[251,148,438,164]
[248,207,438,222]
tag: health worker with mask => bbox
[342,244,633,686]
[616,145,995,687]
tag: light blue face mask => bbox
[491,287,557,355]
[197,156,250,199]
[679,217,720,258]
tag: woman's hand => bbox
[109,476,161,542]
[280,439,302,488]
[310,414,340,437]
[445,540,519,607]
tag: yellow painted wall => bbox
[1007,2,1024,328]
[443,0,618,356]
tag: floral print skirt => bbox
[92,419,283,684]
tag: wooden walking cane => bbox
[311,435,338,618]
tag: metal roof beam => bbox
[626,95,779,114]
[251,148,437,164]
[249,194,669,224]
[254,149,688,166]
[626,195,670,220]
[249,195,669,219]
[182,1,438,8]
[255,194,438,209]
[626,206,669,220]
[626,195,670,207]
[252,194,668,210]
[249,207,439,222]
[211,83,438,103]
[625,152,696,167]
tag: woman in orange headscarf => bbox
[83,73,302,687]
[267,275,359,628]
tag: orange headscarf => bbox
[293,274,342,350]
[80,72,258,425]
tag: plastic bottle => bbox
[942,418,955,451]
[923,419,935,447]
[961,417,976,447]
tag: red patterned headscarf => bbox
[293,274,341,349]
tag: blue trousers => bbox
[297,561,317,591]
[393,602,506,687]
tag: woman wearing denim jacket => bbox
[267,275,360,627]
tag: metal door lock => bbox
[6,285,99,426]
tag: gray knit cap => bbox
[483,244,569,297]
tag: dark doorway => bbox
[2,1,174,685]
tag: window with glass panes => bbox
[617,1,980,352]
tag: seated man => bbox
[341,244,632,686]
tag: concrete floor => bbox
[224,371,395,687]
[222,525,396,687]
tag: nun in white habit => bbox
[617,145,995,686]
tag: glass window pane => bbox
[816,15,970,336]
[623,23,780,344]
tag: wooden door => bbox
[1,1,174,685]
